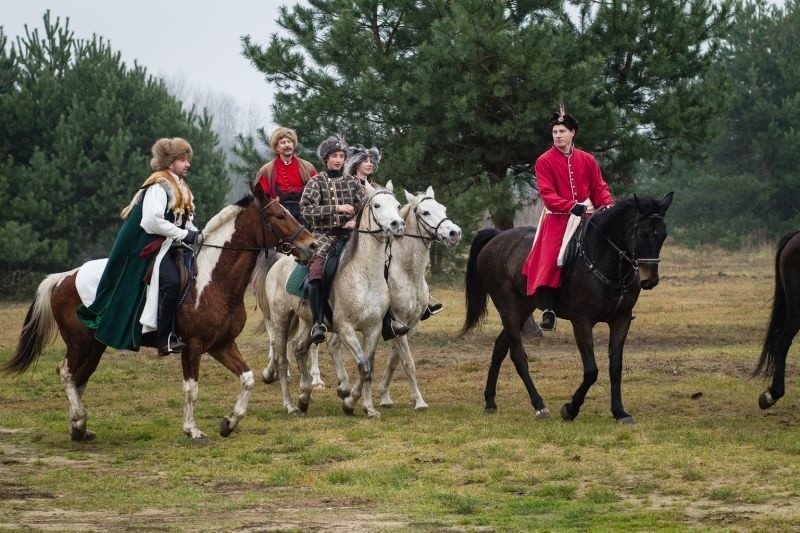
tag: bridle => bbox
[578,208,665,294]
[197,196,307,255]
[402,196,453,245]
[355,190,402,242]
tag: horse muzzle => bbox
[638,262,660,290]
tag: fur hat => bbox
[548,104,579,132]
[269,126,298,151]
[317,134,348,163]
[344,144,381,176]
[150,137,193,171]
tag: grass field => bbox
[1,242,799,531]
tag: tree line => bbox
[1,1,796,295]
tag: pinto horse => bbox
[460,193,673,423]
[754,230,800,409]
[2,186,317,442]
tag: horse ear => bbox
[404,189,415,204]
[661,191,674,212]
[385,180,394,192]
[252,181,265,202]
[426,185,435,198]
[633,193,640,210]
[364,182,376,196]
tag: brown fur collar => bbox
[120,170,195,220]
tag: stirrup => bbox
[420,297,443,321]
[539,309,556,331]
[382,317,410,341]
[310,322,327,345]
[158,333,185,356]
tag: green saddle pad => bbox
[286,263,309,297]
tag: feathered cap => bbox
[317,134,348,163]
[150,137,193,171]
[344,144,381,176]
[269,126,298,151]
[548,103,579,132]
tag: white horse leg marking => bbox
[59,358,87,435]
[227,370,254,429]
[310,343,325,389]
[182,378,207,440]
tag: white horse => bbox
[254,183,404,417]
[265,187,462,414]
[328,187,461,412]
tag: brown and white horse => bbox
[2,186,317,442]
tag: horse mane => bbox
[339,185,394,266]
[203,194,254,235]
[591,195,661,235]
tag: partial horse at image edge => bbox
[754,229,800,409]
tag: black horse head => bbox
[632,192,674,289]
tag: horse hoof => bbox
[298,399,310,413]
[484,407,498,415]
[758,391,777,410]
[193,434,211,444]
[71,428,95,442]
[336,387,350,400]
[220,418,235,437]
[380,401,395,409]
[342,398,355,416]
[535,408,551,419]
[261,368,277,384]
[363,407,381,418]
[312,383,326,391]
[560,404,576,421]
[414,403,429,412]
[616,416,636,425]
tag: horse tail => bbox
[460,228,501,337]
[2,271,71,375]
[754,230,800,378]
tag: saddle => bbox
[285,237,349,325]
[559,219,587,281]
[141,242,196,301]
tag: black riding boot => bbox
[157,292,185,356]
[420,298,443,321]
[538,287,557,331]
[382,310,410,341]
[308,280,327,344]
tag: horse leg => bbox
[561,320,599,421]
[275,326,302,415]
[357,329,382,418]
[608,315,635,424]
[759,321,799,409]
[180,353,210,442]
[380,336,428,411]
[293,327,315,413]
[58,339,104,442]
[261,340,279,384]
[327,334,351,400]
[484,329,510,413]
[504,324,549,418]
[310,343,325,389]
[208,343,255,437]
[338,325,372,416]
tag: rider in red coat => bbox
[522,108,614,331]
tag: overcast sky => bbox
[3,1,298,133]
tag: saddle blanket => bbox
[75,258,108,307]
[286,263,309,297]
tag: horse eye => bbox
[422,211,430,216]
[374,203,381,209]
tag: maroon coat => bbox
[522,145,614,296]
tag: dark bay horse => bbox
[461,193,673,423]
[2,186,318,442]
[754,230,800,409]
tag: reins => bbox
[352,189,400,284]
[577,209,664,313]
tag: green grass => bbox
[1,243,799,530]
